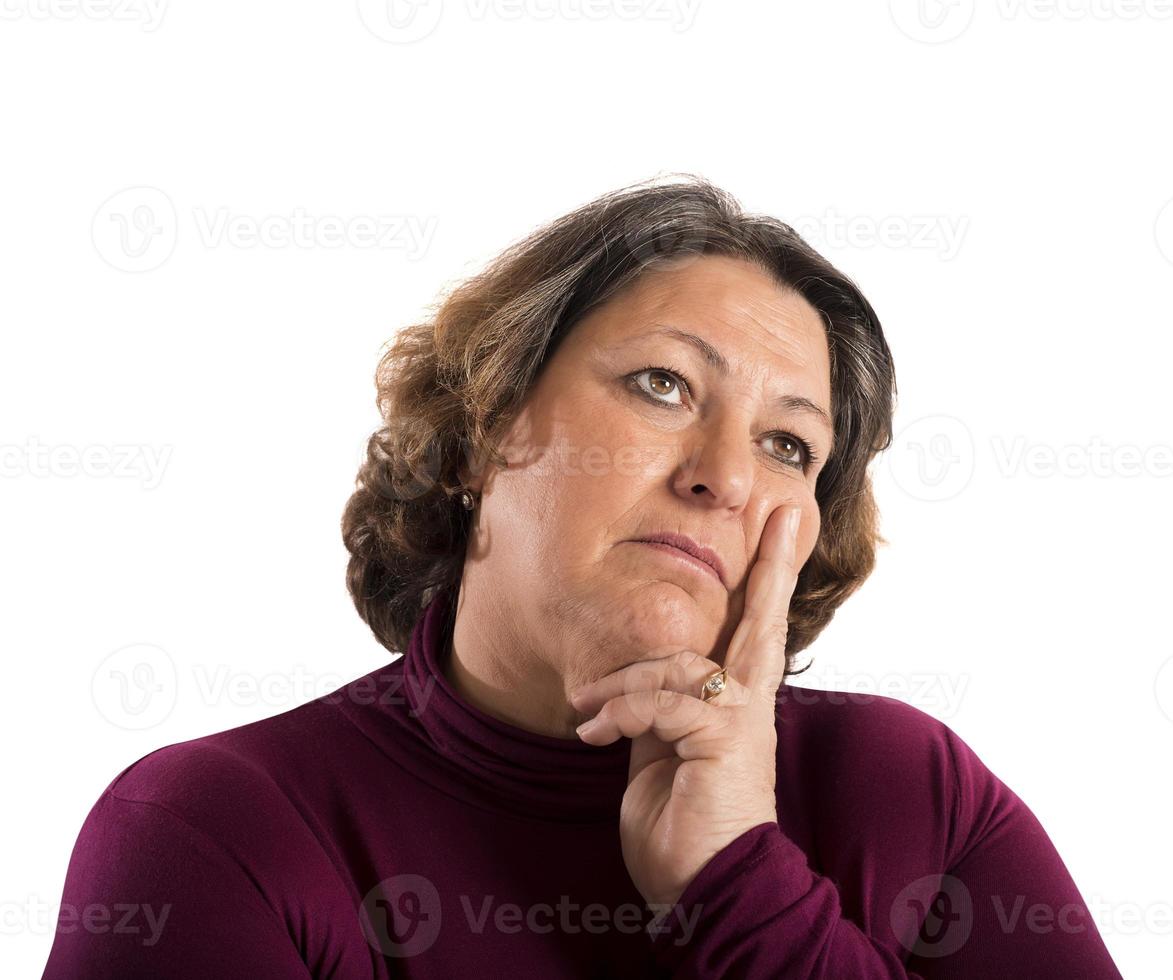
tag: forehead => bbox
[581,253,830,393]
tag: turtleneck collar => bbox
[328,586,632,824]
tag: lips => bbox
[628,533,727,588]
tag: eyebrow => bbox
[648,326,836,456]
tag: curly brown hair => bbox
[341,174,897,676]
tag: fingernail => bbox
[786,507,801,538]
[576,718,598,738]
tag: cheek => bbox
[550,391,661,502]
[491,408,655,572]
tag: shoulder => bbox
[776,682,963,769]
[107,700,325,810]
[61,696,372,917]
[47,699,379,977]
[774,685,1016,863]
[90,690,369,866]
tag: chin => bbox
[606,578,719,659]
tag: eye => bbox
[761,432,820,471]
[629,366,688,406]
[628,368,821,474]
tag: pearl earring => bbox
[459,489,475,511]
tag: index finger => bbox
[723,505,802,703]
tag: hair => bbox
[341,174,897,676]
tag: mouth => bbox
[626,533,727,588]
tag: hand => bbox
[568,505,804,913]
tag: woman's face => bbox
[463,253,832,687]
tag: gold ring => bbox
[700,667,728,703]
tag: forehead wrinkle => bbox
[668,301,828,409]
[710,308,814,371]
[635,269,821,369]
[727,290,824,367]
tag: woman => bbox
[42,177,1123,978]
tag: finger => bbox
[569,649,732,716]
[723,505,802,702]
[575,689,725,758]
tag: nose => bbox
[671,410,755,512]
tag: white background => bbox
[3,1,1172,976]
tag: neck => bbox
[445,577,587,740]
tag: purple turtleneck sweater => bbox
[42,588,1122,978]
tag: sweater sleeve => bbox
[902,726,1123,978]
[645,723,1123,979]
[645,821,922,978]
[41,789,315,980]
